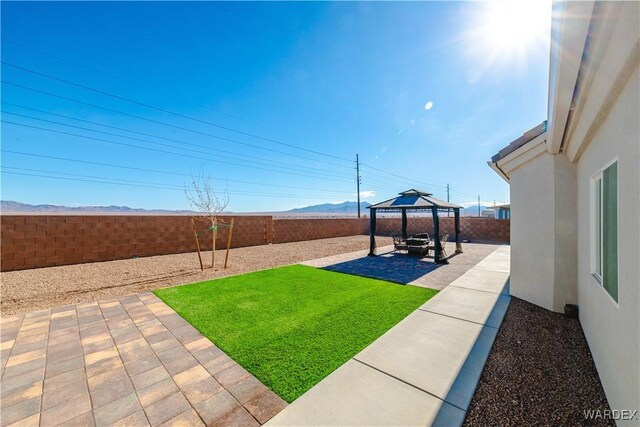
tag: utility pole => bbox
[478,194,481,217]
[356,154,361,218]
[447,184,450,217]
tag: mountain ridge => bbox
[0,201,193,214]
[287,201,372,214]
[0,200,373,215]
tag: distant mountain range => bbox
[1,200,499,216]
[0,201,193,214]
[287,201,372,214]
[0,200,372,215]
[461,204,495,217]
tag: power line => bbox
[360,163,447,190]
[1,169,344,200]
[2,81,351,169]
[2,54,484,203]
[3,38,281,132]
[360,162,476,200]
[2,120,355,183]
[3,62,353,163]
[2,110,354,180]
[449,187,477,198]
[2,81,471,199]
[2,150,354,195]
[2,102,354,175]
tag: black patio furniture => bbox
[367,189,463,264]
[392,236,408,253]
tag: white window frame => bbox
[590,157,619,307]
[590,172,603,283]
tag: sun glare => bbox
[468,0,551,60]
[482,0,550,53]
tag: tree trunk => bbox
[211,227,216,269]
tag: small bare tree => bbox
[185,173,229,269]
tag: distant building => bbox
[494,203,510,220]
[488,1,638,419]
[480,208,495,218]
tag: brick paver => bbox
[302,243,499,289]
[0,293,286,426]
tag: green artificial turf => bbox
[155,264,437,402]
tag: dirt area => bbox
[1,235,392,316]
[464,298,613,426]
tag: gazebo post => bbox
[431,205,442,263]
[454,208,463,254]
[368,208,377,256]
[401,208,408,240]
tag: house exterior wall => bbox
[509,152,557,311]
[574,64,639,423]
[490,1,639,417]
[552,154,578,310]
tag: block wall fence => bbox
[1,215,509,271]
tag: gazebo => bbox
[367,189,463,263]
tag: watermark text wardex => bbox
[584,409,638,421]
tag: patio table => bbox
[406,238,431,256]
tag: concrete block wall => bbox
[375,217,510,243]
[0,215,271,271]
[272,219,369,244]
[1,215,509,271]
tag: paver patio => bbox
[302,242,499,290]
[270,245,511,426]
[0,293,286,427]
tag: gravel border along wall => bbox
[464,298,614,426]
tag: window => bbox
[591,160,618,302]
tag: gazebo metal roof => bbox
[368,189,462,211]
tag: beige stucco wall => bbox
[575,65,639,422]
[552,155,578,309]
[509,152,557,311]
[508,151,578,313]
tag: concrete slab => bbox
[355,310,494,408]
[266,359,465,427]
[420,286,511,329]
[472,254,510,273]
[448,269,510,295]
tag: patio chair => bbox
[441,234,449,257]
[426,233,449,258]
[393,236,408,253]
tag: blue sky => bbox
[1,1,551,212]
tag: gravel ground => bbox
[464,297,614,427]
[1,235,392,316]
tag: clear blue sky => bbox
[1,1,551,212]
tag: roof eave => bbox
[489,131,548,180]
[546,1,595,155]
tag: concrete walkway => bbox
[0,293,286,427]
[268,246,511,426]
